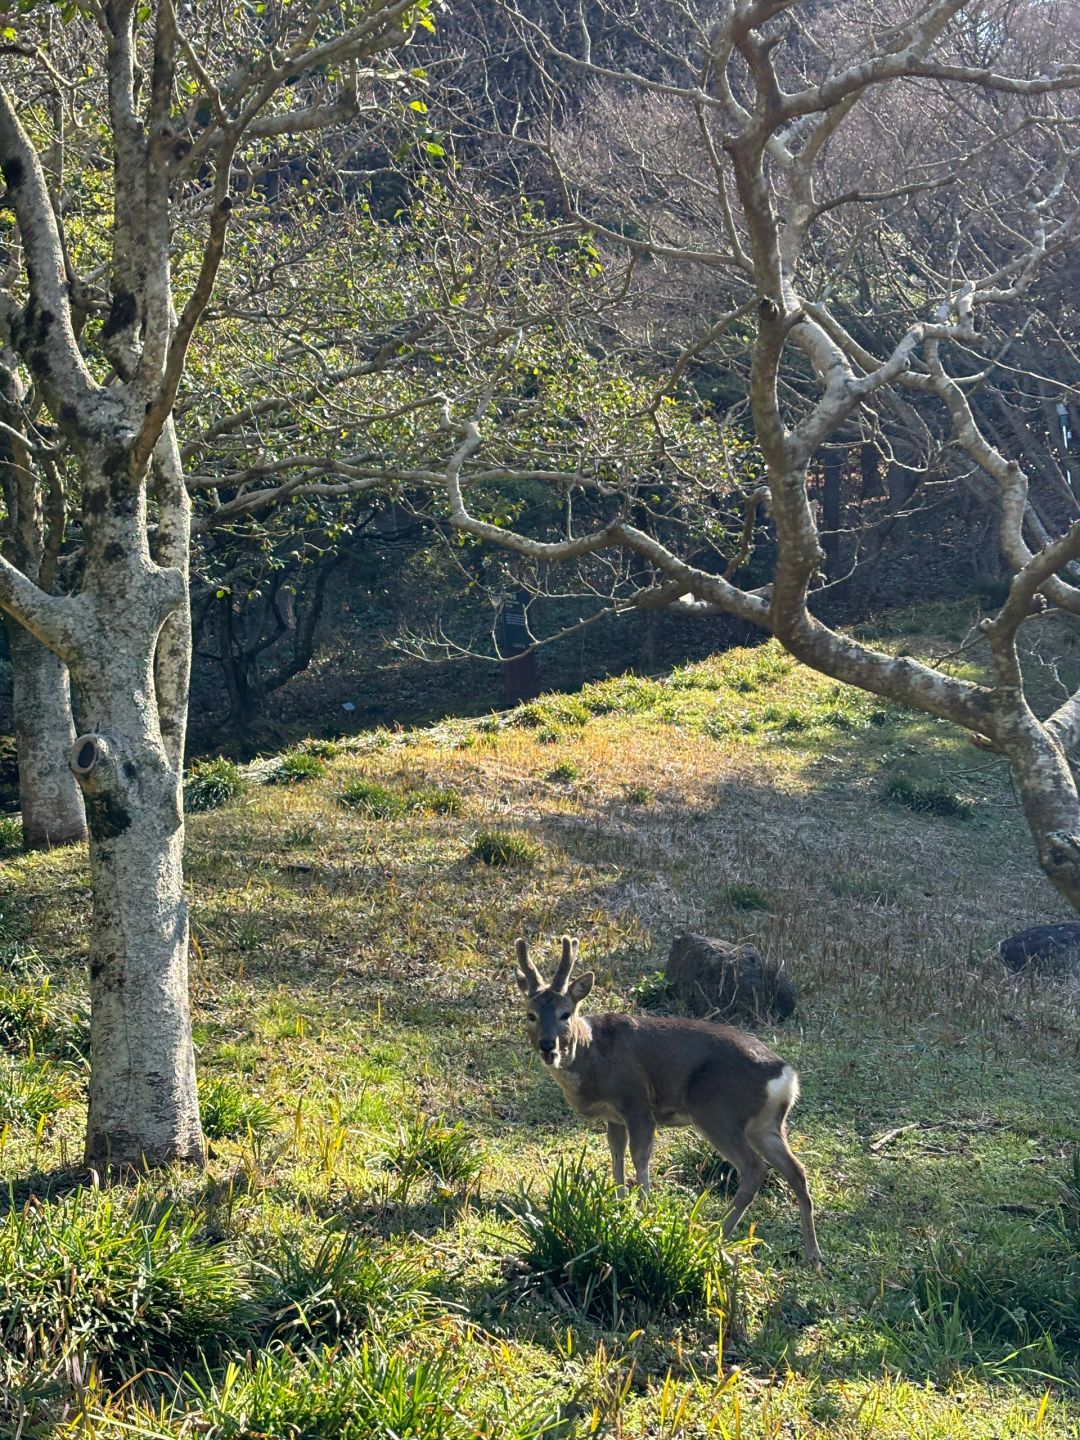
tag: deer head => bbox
[514,935,594,1068]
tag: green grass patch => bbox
[339,778,404,817]
[383,1112,485,1201]
[468,828,539,867]
[0,1054,74,1127]
[185,757,244,814]
[720,881,773,912]
[0,816,21,855]
[884,773,975,820]
[508,1156,744,1328]
[268,750,327,785]
[199,1074,276,1141]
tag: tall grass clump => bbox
[268,749,327,785]
[0,1191,255,1378]
[0,1053,74,1127]
[339,777,404,818]
[509,1156,743,1327]
[468,829,539,867]
[199,1074,276,1140]
[884,773,974,819]
[256,1231,437,1343]
[384,1113,485,1201]
[0,973,58,1050]
[0,816,21,855]
[185,756,244,813]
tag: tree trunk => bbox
[6,619,87,847]
[67,476,203,1171]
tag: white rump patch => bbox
[766,1065,799,1110]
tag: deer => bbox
[513,935,822,1267]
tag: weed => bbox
[199,1075,276,1141]
[517,695,592,729]
[720,881,773,912]
[0,975,57,1050]
[295,738,343,759]
[884,773,975,820]
[629,970,671,1009]
[185,757,244,814]
[509,1155,742,1327]
[268,750,327,785]
[339,778,404,818]
[0,817,21,855]
[469,828,539,867]
[666,1135,740,1196]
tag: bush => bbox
[268,750,326,785]
[384,1113,484,1201]
[468,829,539,867]
[0,1191,255,1376]
[256,1231,436,1343]
[884,774,974,820]
[185,758,244,813]
[199,1075,275,1141]
[339,778,404,818]
[509,1156,741,1327]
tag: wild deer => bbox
[514,935,822,1267]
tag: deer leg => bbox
[607,1122,628,1193]
[720,1147,769,1241]
[749,1127,822,1268]
[625,1111,656,1196]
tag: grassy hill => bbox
[2,619,1079,1437]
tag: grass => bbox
[185,757,244,813]
[0,815,21,854]
[509,1155,744,1328]
[267,749,327,784]
[884,773,975,820]
[3,606,1080,1437]
[468,827,540,866]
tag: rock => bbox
[998,924,1080,976]
[664,933,797,1023]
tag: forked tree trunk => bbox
[6,620,87,848]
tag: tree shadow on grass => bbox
[0,1164,91,1216]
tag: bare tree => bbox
[427,0,1080,912]
[0,0,418,1168]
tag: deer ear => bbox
[568,971,594,1004]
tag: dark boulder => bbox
[998,924,1080,975]
[664,933,797,1023]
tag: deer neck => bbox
[561,1013,593,1073]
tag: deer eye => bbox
[559,1012,571,1021]
[527,1012,537,1022]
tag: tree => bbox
[0,0,421,1168]
[424,0,1080,913]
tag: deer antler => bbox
[515,937,543,995]
[552,935,577,992]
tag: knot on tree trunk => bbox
[1041,830,1080,884]
[71,733,134,840]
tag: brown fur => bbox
[514,936,822,1267]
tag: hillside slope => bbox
[2,632,1078,1437]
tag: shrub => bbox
[0,1191,255,1376]
[509,1156,741,1326]
[256,1231,436,1343]
[720,882,773,913]
[884,774,974,820]
[384,1113,485,1201]
[199,1075,276,1141]
[268,750,326,785]
[0,816,21,855]
[469,829,539,867]
[0,1054,74,1127]
[339,778,404,818]
[185,758,244,813]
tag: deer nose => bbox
[539,1039,556,1053]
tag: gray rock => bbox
[664,933,797,1023]
[998,923,1080,975]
